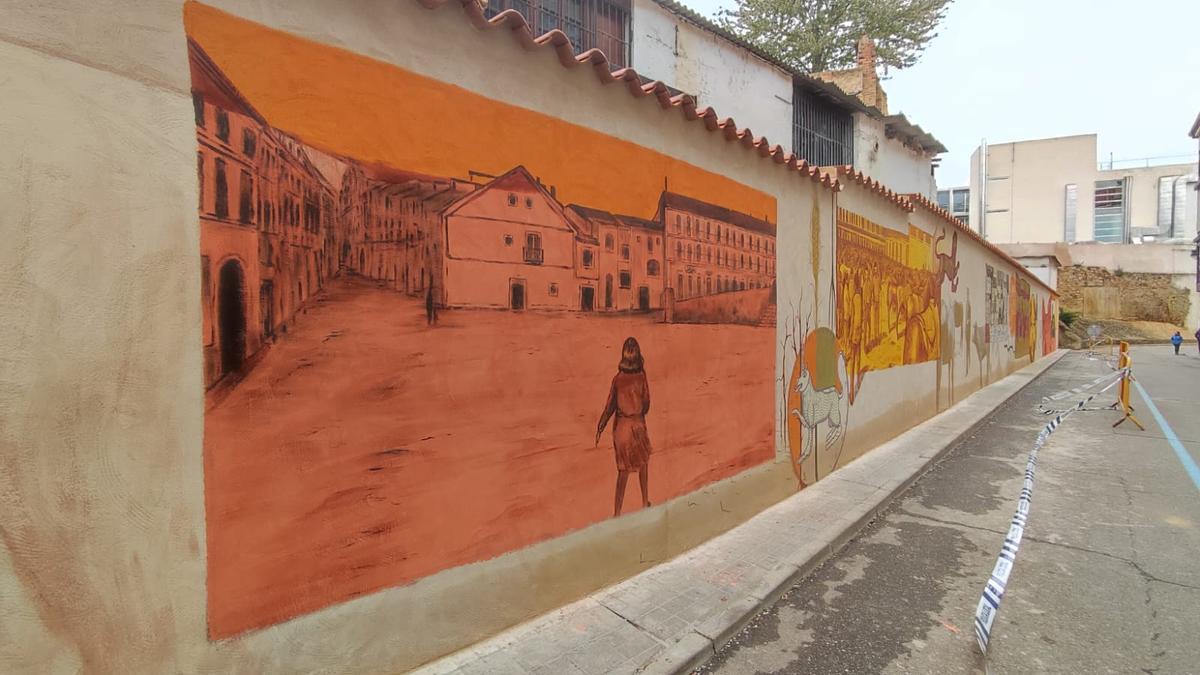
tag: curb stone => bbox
[644,350,1069,674]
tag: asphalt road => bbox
[702,347,1200,674]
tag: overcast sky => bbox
[678,0,1200,187]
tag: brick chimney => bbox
[855,35,888,114]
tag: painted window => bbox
[197,152,204,210]
[621,244,630,260]
[647,259,659,276]
[239,169,253,224]
[214,158,229,219]
[242,129,257,158]
[582,248,594,268]
[216,109,230,142]
[619,270,631,289]
[193,92,205,127]
[605,234,615,251]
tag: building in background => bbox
[936,186,970,227]
[484,0,945,197]
[968,133,1198,245]
[1190,112,1200,291]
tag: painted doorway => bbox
[218,259,247,376]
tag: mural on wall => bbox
[1042,298,1057,356]
[187,6,777,639]
[834,208,940,403]
[1014,277,1033,359]
[986,265,1011,347]
[780,197,848,488]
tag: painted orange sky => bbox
[182,1,777,222]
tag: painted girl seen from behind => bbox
[595,337,652,516]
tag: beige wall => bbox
[0,1,1056,672]
[970,134,1199,245]
[972,134,1098,244]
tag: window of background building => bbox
[619,270,631,288]
[936,190,950,211]
[1094,179,1126,243]
[792,85,854,166]
[1157,175,1187,235]
[484,0,630,68]
[216,110,229,142]
[621,243,630,260]
[582,248,594,268]
[239,169,253,224]
[214,158,228,219]
[549,282,559,297]
[647,259,659,276]
[197,153,204,210]
[1063,184,1077,242]
[243,129,257,158]
[952,189,969,214]
[193,93,205,127]
[605,234,614,251]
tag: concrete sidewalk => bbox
[414,352,1068,675]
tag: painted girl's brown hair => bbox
[618,336,644,374]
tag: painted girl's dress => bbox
[598,368,652,471]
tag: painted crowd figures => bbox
[595,337,653,516]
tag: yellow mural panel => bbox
[835,208,940,401]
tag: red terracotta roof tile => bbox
[829,166,913,212]
[414,0,837,192]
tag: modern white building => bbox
[482,0,945,198]
[967,133,1198,245]
[936,185,970,227]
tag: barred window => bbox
[485,0,630,69]
[792,85,853,166]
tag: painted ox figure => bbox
[787,327,848,487]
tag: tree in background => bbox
[718,0,953,73]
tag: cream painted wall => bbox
[631,0,794,148]
[0,1,1056,672]
[970,134,1199,245]
[852,113,937,199]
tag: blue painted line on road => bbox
[1133,380,1200,493]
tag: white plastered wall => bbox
[631,0,793,148]
[852,113,935,199]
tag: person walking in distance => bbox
[1171,331,1183,355]
[1195,326,1200,355]
[595,337,652,517]
[425,285,437,326]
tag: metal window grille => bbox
[1093,179,1126,243]
[485,0,630,69]
[792,86,853,166]
[1064,183,1077,242]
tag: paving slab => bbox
[412,352,1068,675]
